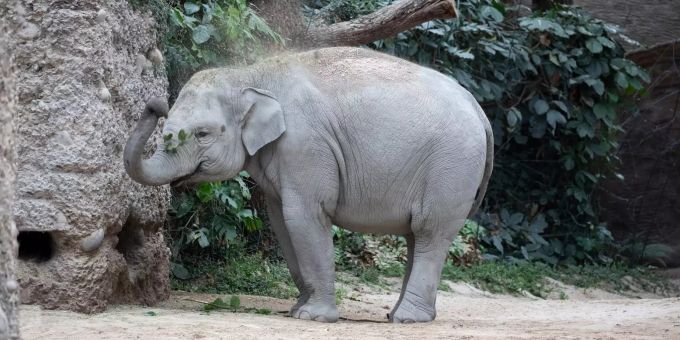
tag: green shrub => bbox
[166,172,266,277]
[164,0,282,98]
[171,254,297,299]
[130,0,281,277]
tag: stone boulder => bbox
[11,0,171,313]
[1,1,20,338]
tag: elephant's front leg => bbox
[264,196,310,313]
[281,196,338,323]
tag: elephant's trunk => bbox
[124,97,179,186]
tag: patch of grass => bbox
[552,263,675,295]
[358,267,382,285]
[441,260,675,298]
[171,254,297,299]
[335,287,347,305]
[442,260,552,297]
[203,296,272,315]
[380,262,405,277]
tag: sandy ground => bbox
[20,278,680,340]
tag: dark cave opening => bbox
[17,231,55,262]
[115,218,145,261]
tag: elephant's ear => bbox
[240,87,286,156]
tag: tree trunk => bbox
[0,1,20,338]
[253,0,457,48]
[532,0,573,11]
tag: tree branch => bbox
[305,0,457,47]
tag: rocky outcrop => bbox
[11,1,171,313]
[598,41,680,266]
[1,1,20,338]
[573,0,680,48]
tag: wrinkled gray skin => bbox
[124,47,493,323]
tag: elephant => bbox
[124,47,493,323]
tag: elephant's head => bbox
[124,82,286,186]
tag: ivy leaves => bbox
[377,0,649,264]
[168,171,263,262]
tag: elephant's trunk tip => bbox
[146,96,169,118]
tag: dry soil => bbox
[19,276,680,340]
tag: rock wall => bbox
[598,41,680,266]
[508,1,680,49]
[1,1,20,338]
[573,0,680,48]
[11,0,171,313]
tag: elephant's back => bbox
[297,47,425,86]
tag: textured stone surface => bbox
[1,1,20,338]
[598,41,680,267]
[573,0,680,48]
[11,0,171,313]
[509,1,680,49]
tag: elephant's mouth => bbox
[170,162,204,187]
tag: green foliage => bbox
[172,253,297,299]
[203,296,272,314]
[441,260,674,297]
[442,260,553,297]
[366,1,649,264]
[308,0,391,22]
[141,0,282,100]
[167,171,265,275]
[163,129,192,153]
[449,220,487,266]
[332,226,406,275]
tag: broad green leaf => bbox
[585,38,603,53]
[192,25,213,44]
[195,183,214,203]
[480,6,504,22]
[197,232,209,248]
[547,110,567,128]
[596,36,615,49]
[171,263,190,280]
[533,99,550,115]
[508,212,524,225]
[184,2,200,15]
[614,72,628,89]
[592,103,614,119]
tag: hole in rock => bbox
[18,231,55,262]
[115,218,145,261]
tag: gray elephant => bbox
[124,47,493,323]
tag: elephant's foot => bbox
[289,291,310,315]
[389,294,436,323]
[290,301,339,323]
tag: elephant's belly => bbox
[331,203,413,235]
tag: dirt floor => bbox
[20,276,680,340]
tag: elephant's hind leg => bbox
[389,215,465,323]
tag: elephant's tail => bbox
[467,103,494,219]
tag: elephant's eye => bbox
[196,131,209,138]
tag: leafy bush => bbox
[129,0,281,277]
[171,253,297,298]
[332,226,407,275]
[364,1,649,264]
[166,172,266,277]
[143,0,282,100]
